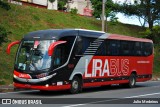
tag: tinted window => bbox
[120,41,130,55]
[106,40,120,56]
[142,42,153,56]
[52,36,75,68]
[96,41,106,56]
[75,36,96,55]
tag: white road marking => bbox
[62,92,160,107]
[124,92,160,98]
[62,104,86,107]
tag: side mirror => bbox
[6,41,20,55]
[48,41,67,56]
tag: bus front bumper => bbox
[13,82,71,91]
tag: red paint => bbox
[83,7,93,17]
[83,80,129,88]
[14,70,31,79]
[83,55,153,79]
[6,41,20,54]
[14,83,71,91]
[48,41,67,56]
[108,34,152,42]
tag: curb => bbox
[151,77,160,81]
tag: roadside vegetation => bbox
[0,3,159,85]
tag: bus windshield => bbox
[15,40,55,72]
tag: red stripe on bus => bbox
[14,83,71,91]
[14,70,31,79]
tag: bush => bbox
[70,8,78,15]
[0,0,11,10]
[0,26,9,46]
[141,26,160,44]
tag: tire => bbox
[123,73,136,88]
[70,76,82,94]
[129,73,136,88]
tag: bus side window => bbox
[134,42,142,56]
[82,37,90,54]
[52,36,75,68]
[108,40,120,56]
[142,42,153,56]
[96,41,106,56]
[75,36,83,55]
[121,41,130,56]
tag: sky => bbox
[112,0,144,26]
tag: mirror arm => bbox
[6,41,20,55]
[48,41,67,56]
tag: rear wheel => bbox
[70,76,82,94]
[123,73,136,88]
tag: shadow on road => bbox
[18,84,147,97]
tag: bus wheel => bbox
[122,73,136,88]
[129,73,136,88]
[70,76,82,94]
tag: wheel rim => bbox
[72,80,78,90]
[130,76,135,86]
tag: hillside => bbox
[0,4,159,85]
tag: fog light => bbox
[45,84,49,87]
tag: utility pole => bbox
[102,0,106,32]
[86,0,89,8]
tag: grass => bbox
[0,3,159,85]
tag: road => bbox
[0,81,160,107]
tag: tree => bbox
[58,0,67,11]
[117,0,160,30]
[0,0,11,10]
[90,0,118,19]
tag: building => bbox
[8,0,58,10]
[8,0,93,16]
[67,0,93,16]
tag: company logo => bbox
[18,73,31,79]
[2,99,11,104]
[85,58,129,77]
[36,73,47,79]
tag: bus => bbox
[7,29,153,94]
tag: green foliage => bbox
[116,0,160,30]
[70,8,78,15]
[58,0,67,10]
[0,26,9,46]
[90,0,118,18]
[0,0,11,10]
[144,26,160,44]
[49,0,55,3]
[109,12,118,25]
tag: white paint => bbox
[63,104,86,107]
[124,92,160,98]
[62,92,160,107]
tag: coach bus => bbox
[6,29,153,94]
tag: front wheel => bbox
[70,76,82,94]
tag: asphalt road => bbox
[0,81,160,107]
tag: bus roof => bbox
[23,29,152,43]
[23,29,105,40]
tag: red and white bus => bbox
[7,29,153,94]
